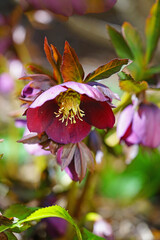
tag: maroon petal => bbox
[27,100,58,134]
[81,95,115,129]
[46,117,91,144]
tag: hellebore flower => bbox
[23,0,117,17]
[117,103,160,148]
[57,142,94,182]
[20,74,56,103]
[26,81,115,144]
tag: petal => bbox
[140,104,160,148]
[46,117,91,144]
[125,127,141,145]
[61,81,107,102]
[80,95,115,129]
[131,106,146,144]
[27,100,58,133]
[65,160,79,181]
[30,84,67,108]
[21,81,41,98]
[74,145,87,182]
[57,147,79,181]
[24,143,49,156]
[117,105,134,138]
[88,81,120,101]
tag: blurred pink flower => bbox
[15,119,50,156]
[117,103,160,148]
[93,219,114,240]
[0,73,14,94]
[24,0,117,16]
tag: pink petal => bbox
[139,104,160,148]
[27,100,58,133]
[61,81,107,102]
[88,81,120,101]
[117,105,134,138]
[30,84,67,108]
[46,116,91,144]
[81,95,115,128]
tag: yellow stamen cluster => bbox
[54,89,85,126]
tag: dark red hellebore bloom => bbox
[26,81,115,144]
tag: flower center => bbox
[54,89,85,126]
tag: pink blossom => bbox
[117,103,160,148]
[0,73,14,94]
[93,219,114,240]
[24,0,117,17]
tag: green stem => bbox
[64,181,79,240]
[73,172,97,220]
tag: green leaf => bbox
[84,58,130,82]
[147,65,160,75]
[4,231,18,240]
[0,204,38,233]
[82,228,105,240]
[119,77,148,94]
[145,0,160,64]
[0,205,82,240]
[22,205,82,239]
[61,41,84,82]
[107,25,133,59]
[118,71,134,81]
[122,22,144,65]
[4,204,38,221]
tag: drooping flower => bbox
[23,0,117,17]
[26,81,116,144]
[117,103,160,148]
[57,142,94,182]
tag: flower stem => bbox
[64,181,78,240]
[73,172,97,220]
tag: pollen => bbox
[54,89,85,126]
